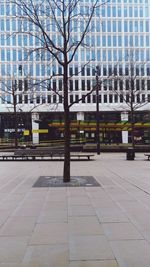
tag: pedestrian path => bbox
[0,153,150,266]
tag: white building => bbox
[0,0,150,144]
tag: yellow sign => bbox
[32,129,48,134]
[23,130,30,136]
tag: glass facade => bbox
[0,0,150,144]
[0,0,150,107]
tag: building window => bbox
[70,95,73,104]
[104,95,107,103]
[59,95,62,103]
[112,6,116,17]
[142,94,145,102]
[75,80,78,91]
[75,67,78,76]
[141,80,145,90]
[93,94,96,103]
[30,95,33,104]
[114,80,118,91]
[19,95,22,103]
[24,95,28,104]
[82,95,85,103]
[53,95,56,103]
[52,80,56,91]
[137,94,140,103]
[109,95,113,103]
[136,66,139,76]
[18,80,22,91]
[87,95,91,103]
[136,80,140,90]
[47,95,51,103]
[120,95,123,103]
[119,80,123,90]
[87,67,90,76]
[82,80,85,91]
[75,95,79,102]
[81,67,85,76]
[114,95,118,103]
[36,96,40,104]
[125,80,129,90]
[141,66,145,76]
[126,94,129,102]
[42,96,46,104]
[69,80,73,91]
[103,66,107,76]
[147,66,150,76]
[87,80,91,91]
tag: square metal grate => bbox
[33,176,100,187]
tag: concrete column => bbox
[31,113,39,144]
[77,112,84,121]
[77,112,85,141]
[121,112,128,144]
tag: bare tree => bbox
[12,0,108,182]
[0,75,51,148]
[112,51,148,148]
[0,78,25,148]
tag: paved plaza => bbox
[0,153,150,266]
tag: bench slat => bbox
[0,153,94,161]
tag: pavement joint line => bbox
[106,167,150,197]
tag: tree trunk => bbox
[14,111,18,149]
[12,86,18,149]
[63,63,71,183]
[130,109,135,149]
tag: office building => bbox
[0,0,150,144]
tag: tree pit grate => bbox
[33,176,100,187]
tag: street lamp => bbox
[96,66,100,155]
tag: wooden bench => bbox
[70,153,94,160]
[0,152,94,161]
[14,149,94,160]
[0,155,30,161]
[144,154,150,160]
[14,148,64,156]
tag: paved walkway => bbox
[0,153,150,266]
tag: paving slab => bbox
[95,206,129,223]
[110,240,150,267]
[0,216,36,236]
[69,235,114,260]
[0,236,29,264]
[69,216,104,235]
[102,222,144,240]
[0,153,150,266]
[0,264,21,267]
[69,260,119,267]
[68,196,91,206]
[37,209,68,223]
[22,244,69,267]
[69,235,115,261]
[68,205,95,216]
[43,200,67,210]
[29,223,68,245]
